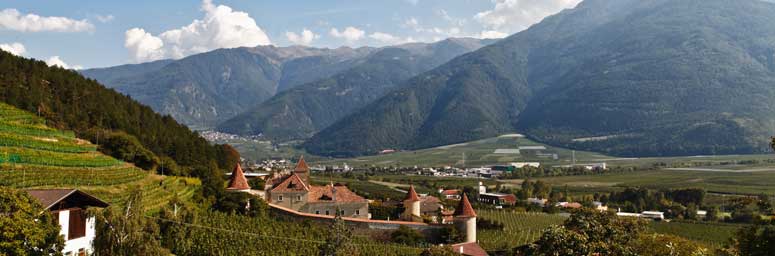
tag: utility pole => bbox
[572,150,576,165]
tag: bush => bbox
[390,225,426,246]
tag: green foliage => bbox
[0,186,64,256]
[94,131,158,170]
[0,51,228,173]
[319,213,360,256]
[527,209,646,255]
[93,189,167,256]
[721,224,775,256]
[631,234,710,256]
[420,246,457,256]
[390,225,426,246]
[477,210,568,250]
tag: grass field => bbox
[477,210,743,251]
[0,103,199,212]
[500,169,775,196]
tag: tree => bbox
[318,210,359,256]
[158,197,197,254]
[390,225,425,246]
[527,209,646,255]
[0,187,64,255]
[438,225,462,244]
[92,188,167,255]
[632,234,709,256]
[705,206,721,222]
[721,224,775,256]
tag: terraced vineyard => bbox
[0,102,198,211]
[477,210,568,251]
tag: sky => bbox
[0,0,582,69]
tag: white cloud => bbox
[45,56,81,70]
[285,29,318,46]
[475,0,581,33]
[479,30,508,39]
[96,14,114,23]
[0,42,26,56]
[0,8,94,32]
[329,26,365,43]
[369,32,415,45]
[124,0,272,62]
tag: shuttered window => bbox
[68,209,86,240]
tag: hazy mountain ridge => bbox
[305,0,775,157]
[215,38,493,140]
[83,45,377,129]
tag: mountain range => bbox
[83,39,489,130]
[216,38,493,141]
[304,0,775,157]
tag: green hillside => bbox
[0,102,198,211]
[306,0,775,158]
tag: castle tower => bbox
[401,185,421,221]
[294,155,310,185]
[226,163,251,192]
[454,193,477,243]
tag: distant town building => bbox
[26,189,109,256]
[555,202,582,209]
[266,156,369,219]
[527,198,548,207]
[510,162,541,168]
[439,189,461,200]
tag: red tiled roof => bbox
[404,185,420,202]
[307,184,367,203]
[270,173,310,192]
[454,193,476,217]
[294,155,310,173]
[227,163,250,190]
[451,242,489,256]
[441,189,460,196]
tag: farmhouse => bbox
[26,189,108,256]
[263,156,370,219]
[479,192,518,206]
[439,189,461,200]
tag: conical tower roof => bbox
[454,193,476,217]
[294,155,310,173]
[227,163,250,191]
[404,185,420,202]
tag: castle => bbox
[229,156,370,219]
[400,185,478,243]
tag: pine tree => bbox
[318,209,359,256]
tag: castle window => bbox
[315,210,320,214]
[278,195,283,201]
[356,210,360,215]
[296,195,302,201]
[325,210,330,215]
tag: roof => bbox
[26,189,109,210]
[307,184,367,203]
[270,173,310,192]
[451,242,489,256]
[227,163,251,190]
[294,155,310,173]
[454,193,476,217]
[420,196,443,213]
[441,189,460,196]
[404,185,420,202]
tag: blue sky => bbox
[0,0,581,69]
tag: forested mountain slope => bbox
[217,38,492,141]
[305,0,775,157]
[82,46,376,128]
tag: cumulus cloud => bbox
[0,42,26,56]
[45,56,81,70]
[285,29,318,46]
[475,0,581,34]
[369,32,415,45]
[329,26,365,43]
[124,0,272,62]
[479,30,508,39]
[0,8,94,32]
[95,14,114,23]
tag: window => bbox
[356,210,360,215]
[325,210,330,215]
[68,209,86,240]
[296,195,301,201]
[278,195,283,201]
[78,248,86,256]
[315,210,320,214]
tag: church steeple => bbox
[294,155,310,185]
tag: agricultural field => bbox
[477,210,744,252]
[477,210,568,251]
[500,169,775,196]
[0,103,199,212]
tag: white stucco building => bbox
[27,189,109,256]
